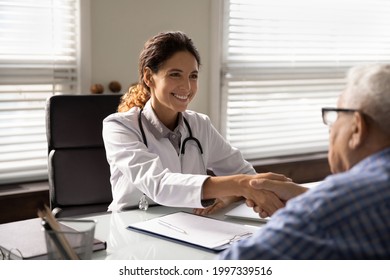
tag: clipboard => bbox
[127,211,259,252]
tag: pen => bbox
[37,205,79,260]
[158,220,188,235]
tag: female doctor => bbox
[103,31,289,215]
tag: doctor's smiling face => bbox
[144,50,199,126]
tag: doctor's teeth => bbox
[173,94,188,100]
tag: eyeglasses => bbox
[321,107,359,126]
[0,247,23,260]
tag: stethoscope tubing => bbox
[138,108,203,154]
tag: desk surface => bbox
[85,182,320,260]
[82,204,265,260]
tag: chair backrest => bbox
[46,94,122,217]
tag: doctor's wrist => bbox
[202,176,243,199]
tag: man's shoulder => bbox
[320,166,388,195]
[303,165,390,215]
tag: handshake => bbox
[196,172,308,217]
[244,173,308,218]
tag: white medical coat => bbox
[103,101,255,211]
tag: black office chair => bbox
[45,94,122,217]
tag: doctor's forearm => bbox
[201,175,252,199]
[201,172,293,201]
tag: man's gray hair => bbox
[344,64,390,135]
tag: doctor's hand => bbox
[193,196,242,216]
[241,172,291,218]
[249,179,308,202]
[246,178,308,218]
[244,188,285,218]
[200,172,293,218]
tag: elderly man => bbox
[219,64,390,259]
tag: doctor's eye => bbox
[169,72,181,78]
[189,73,198,80]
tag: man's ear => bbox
[143,67,154,88]
[349,112,367,149]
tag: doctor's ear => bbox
[143,67,155,88]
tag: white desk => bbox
[81,204,265,260]
[70,182,322,260]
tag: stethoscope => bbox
[137,108,204,210]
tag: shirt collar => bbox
[142,100,184,139]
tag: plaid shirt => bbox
[219,147,390,259]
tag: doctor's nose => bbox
[179,78,191,92]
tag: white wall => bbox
[89,0,212,116]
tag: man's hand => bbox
[198,172,296,218]
[249,179,308,201]
[246,179,308,217]
[244,188,285,218]
[193,196,242,216]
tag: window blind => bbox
[222,0,390,160]
[0,0,79,184]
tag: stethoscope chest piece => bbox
[138,193,149,210]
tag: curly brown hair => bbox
[118,31,201,112]
[117,84,149,112]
